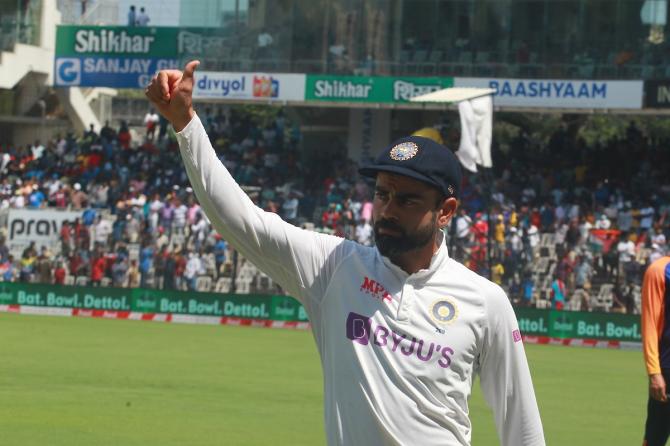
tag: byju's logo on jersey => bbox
[345,312,455,369]
[430,298,458,325]
[55,58,81,86]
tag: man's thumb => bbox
[182,60,200,81]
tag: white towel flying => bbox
[641,0,667,26]
[456,95,493,173]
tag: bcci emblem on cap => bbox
[389,142,419,161]
[430,298,458,325]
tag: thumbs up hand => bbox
[145,60,200,132]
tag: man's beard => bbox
[374,217,438,258]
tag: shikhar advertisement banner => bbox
[55,25,237,88]
[305,75,454,103]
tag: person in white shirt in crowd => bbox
[555,222,568,249]
[31,140,45,160]
[155,226,169,249]
[567,202,580,221]
[509,226,524,263]
[651,226,666,251]
[91,182,109,208]
[92,216,112,247]
[55,136,67,157]
[145,61,545,446]
[554,201,566,223]
[136,7,150,26]
[354,218,373,246]
[617,233,636,263]
[640,203,655,234]
[186,191,201,226]
[521,185,536,204]
[144,109,160,140]
[604,198,619,221]
[617,202,633,232]
[578,216,593,245]
[184,251,202,291]
[125,213,141,243]
[148,193,164,231]
[125,187,141,205]
[0,153,11,175]
[453,208,472,260]
[281,191,300,224]
[527,224,540,259]
[190,213,209,251]
[256,28,274,58]
[172,197,188,235]
[491,188,504,205]
[12,189,26,208]
[595,213,612,230]
[616,232,637,284]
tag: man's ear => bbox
[437,198,459,229]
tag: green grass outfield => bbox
[0,312,646,445]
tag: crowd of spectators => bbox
[0,109,668,315]
[449,120,669,314]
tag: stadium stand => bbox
[0,107,667,318]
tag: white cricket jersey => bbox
[176,115,545,446]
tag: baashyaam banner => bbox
[453,77,643,109]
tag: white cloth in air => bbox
[456,95,493,173]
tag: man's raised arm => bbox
[145,61,352,305]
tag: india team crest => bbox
[430,298,458,325]
[389,142,419,161]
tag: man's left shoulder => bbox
[447,259,507,297]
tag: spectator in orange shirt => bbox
[642,256,670,446]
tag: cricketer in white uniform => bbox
[145,61,545,446]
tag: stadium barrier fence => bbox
[0,281,308,322]
[0,282,641,346]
